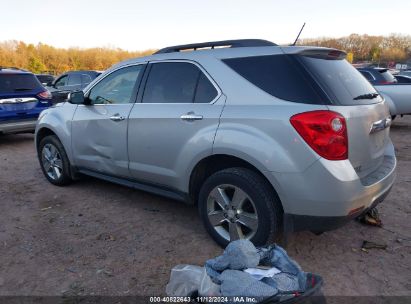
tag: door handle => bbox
[180,112,203,122]
[110,114,125,122]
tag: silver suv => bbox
[35,39,396,247]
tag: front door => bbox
[71,64,145,177]
[128,61,225,190]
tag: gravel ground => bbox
[0,117,410,297]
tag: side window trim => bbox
[138,59,222,104]
[83,63,147,105]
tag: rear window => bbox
[299,56,382,105]
[223,55,326,104]
[0,74,42,93]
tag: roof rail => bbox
[154,39,277,54]
[0,66,28,71]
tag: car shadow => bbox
[0,133,34,146]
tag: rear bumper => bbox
[266,142,397,232]
[0,119,37,134]
[284,185,392,232]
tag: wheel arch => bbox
[188,154,285,211]
[36,127,57,149]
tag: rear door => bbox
[71,64,145,177]
[298,53,392,177]
[127,60,225,189]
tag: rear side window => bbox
[222,55,326,104]
[360,71,375,81]
[143,62,217,104]
[0,74,42,93]
[194,73,218,103]
[300,56,381,105]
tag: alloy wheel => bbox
[206,184,259,242]
[41,143,63,181]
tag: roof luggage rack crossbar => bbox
[154,39,277,54]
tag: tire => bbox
[198,167,283,247]
[38,135,73,186]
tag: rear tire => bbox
[198,167,283,247]
[38,135,72,186]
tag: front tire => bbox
[198,167,283,247]
[38,135,72,186]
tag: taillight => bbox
[290,110,348,160]
[37,90,52,100]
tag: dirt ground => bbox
[0,117,410,297]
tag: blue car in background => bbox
[0,67,52,134]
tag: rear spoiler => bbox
[296,49,347,60]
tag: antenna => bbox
[292,22,306,46]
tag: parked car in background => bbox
[399,70,411,77]
[36,74,55,87]
[36,39,396,247]
[394,75,411,83]
[374,83,411,118]
[357,67,397,85]
[0,67,52,134]
[357,67,411,117]
[47,70,101,103]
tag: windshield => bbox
[0,74,42,93]
[299,56,382,105]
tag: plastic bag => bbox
[199,267,221,297]
[165,264,203,296]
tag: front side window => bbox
[55,75,68,88]
[67,74,81,86]
[88,65,143,105]
[81,74,92,86]
[142,62,217,104]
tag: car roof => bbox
[109,39,340,71]
[0,67,32,75]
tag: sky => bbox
[1,0,411,51]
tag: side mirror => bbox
[68,91,85,104]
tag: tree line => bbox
[299,33,411,65]
[0,40,154,75]
[1,34,410,75]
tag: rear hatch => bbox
[0,73,45,121]
[295,49,391,178]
